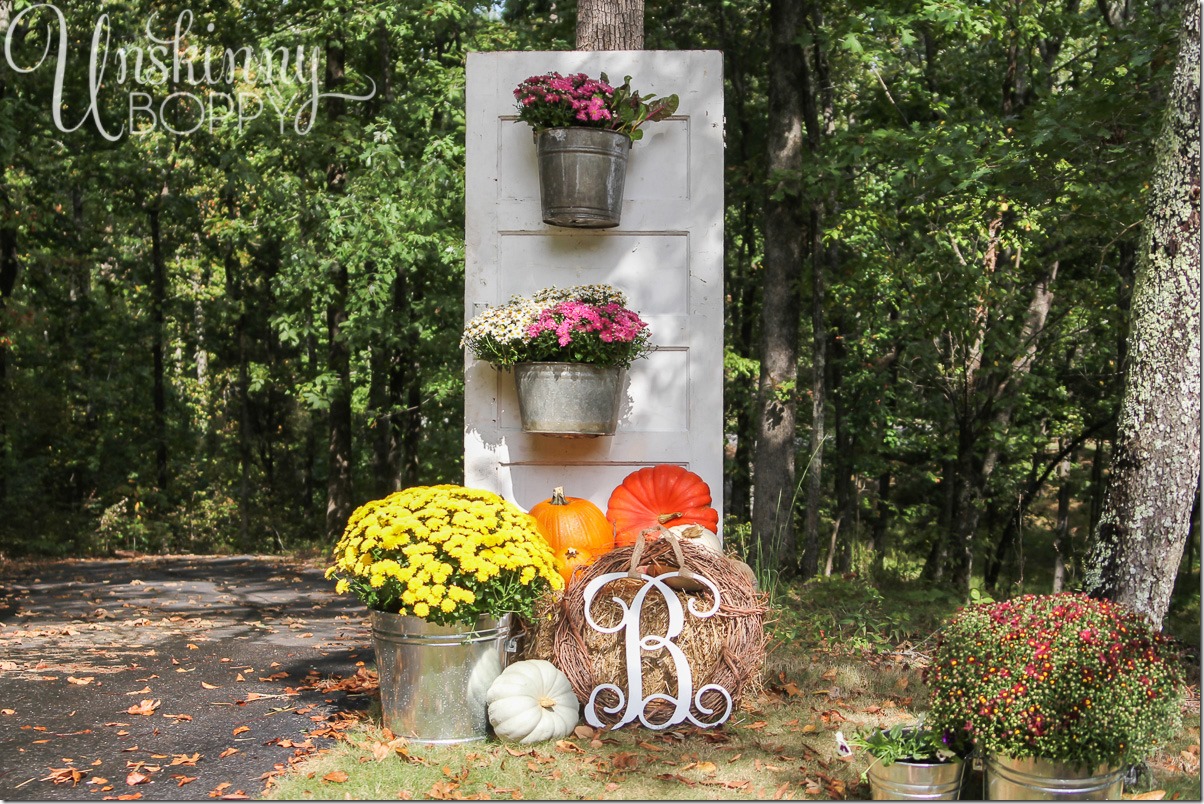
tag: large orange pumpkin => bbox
[606,465,719,547]
[529,487,615,556]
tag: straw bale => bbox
[522,535,768,728]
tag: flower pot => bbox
[371,611,512,744]
[514,362,624,437]
[535,127,632,228]
[868,757,966,800]
[985,754,1123,800]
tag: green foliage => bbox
[844,722,958,778]
[605,74,680,141]
[0,0,1188,605]
[774,575,925,653]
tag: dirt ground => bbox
[0,554,373,800]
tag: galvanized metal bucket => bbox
[514,362,624,437]
[371,611,511,744]
[535,127,632,228]
[868,758,966,800]
[985,754,1123,800]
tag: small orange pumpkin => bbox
[556,545,595,586]
[529,487,615,557]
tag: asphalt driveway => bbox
[0,555,374,800]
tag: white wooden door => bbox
[464,50,724,533]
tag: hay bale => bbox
[524,536,768,728]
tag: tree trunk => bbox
[324,40,354,542]
[751,0,807,570]
[149,200,169,493]
[0,186,17,506]
[325,260,353,542]
[1084,0,1201,629]
[369,341,391,497]
[1052,450,1073,592]
[870,471,891,573]
[576,0,643,50]
[948,261,1059,594]
[224,214,253,551]
[802,202,825,579]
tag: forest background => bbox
[0,0,1197,626]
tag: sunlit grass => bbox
[265,577,1202,800]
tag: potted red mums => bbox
[513,72,678,228]
[926,593,1185,800]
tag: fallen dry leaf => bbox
[218,747,240,759]
[232,725,250,736]
[125,771,151,786]
[67,676,95,685]
[43,767,84,786]
[126,699,160,717]
[88,777,110,785]
[170,753,202,766]
[612,752,638,770]
[323,771,349,783]
[103,793,143,800]
[162,713,192,722]
[201,682,220,690]
[207,782,231,797]
[172,775,198,787]
[554,739,583,754]
[124,687,152,696]
[0,708,14,715]
[1126,792,1166,801]
[655,773,697,787]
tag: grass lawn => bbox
[265,574,1202,800]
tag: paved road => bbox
[0,555,373,800]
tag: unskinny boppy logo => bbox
[3,4,377,139]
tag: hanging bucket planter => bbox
[372,611,512,744]
[984,754,1124,800]
[535,127,632,229]
[514,362,624,437]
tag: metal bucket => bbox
[514,362,624,437]
[535,127,632,228]
[985,754,1123,800]
[371,611,511,744]
[868,758,966,800]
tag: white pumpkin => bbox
[486,659,579,744]
[667,523,723,554]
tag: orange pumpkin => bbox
[606,465,719,547]
[556,545,595,586]
[529,487,615,556]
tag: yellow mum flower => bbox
[329,484,563,625]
